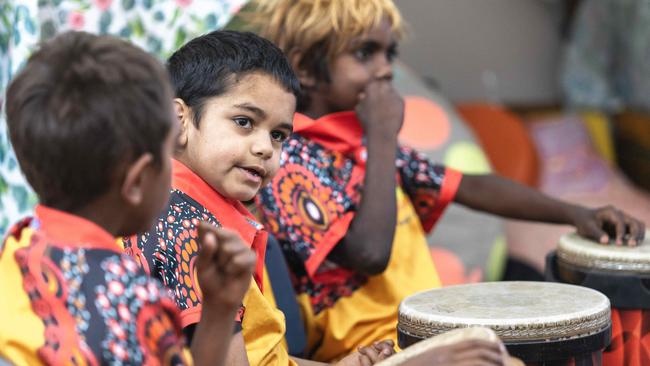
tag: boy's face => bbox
[178,72,296,201]
[311,19,398,114]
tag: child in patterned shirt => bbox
[0,31,254,366]
[249,0,646,361]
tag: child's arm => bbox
[190,223,255,366]
[327,80,404,275]
[455,174,646,245]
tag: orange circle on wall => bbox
[399,96,451,150]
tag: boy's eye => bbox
[354,48,372,61]
[233,117,252,128]
[387,47,399,62]
[270,130,288,142]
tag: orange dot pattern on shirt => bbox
[128,190,248,327]
[273,164,343,247]
[258,133,449,313]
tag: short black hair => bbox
[167,30,300,126]
[6,31,174,212]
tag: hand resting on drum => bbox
[455,174,646,246]
[313,340,395,366]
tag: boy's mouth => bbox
[238,165,266,183]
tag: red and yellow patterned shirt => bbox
[126,160,296,366]
[257,112,462,361]
[0,205,190,365]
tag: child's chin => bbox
[229,189,258,202]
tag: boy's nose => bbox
[374,59,393,81]
[251,135,274,159]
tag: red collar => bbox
[34,205,119,251]
[172,159,267,290]
[294,112,364,155]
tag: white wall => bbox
[395,0,563,105]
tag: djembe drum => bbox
[547,231,650,365]
[378,327,524,366]
[397,282,611,365]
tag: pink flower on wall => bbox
[68,11,85,30]
[94,0,113,11]
[175,0,193,8]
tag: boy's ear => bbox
[288,48,316,88]
[121,153,154,207]
[174,98,190,148]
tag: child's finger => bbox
[215,239,245,270]
[598,207,626,245]
[212,226,244,248]
[197,222,219,268]
[624,216,644,246]
[579,221,608,245]
[371,340,395,357]
[637,221,647,244]
[223,249,256,277]
[357,345,382,364]
[212,228,247,268]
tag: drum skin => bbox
[397,282,611,364]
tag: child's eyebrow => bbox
[233,103,267,119]
[357,40,381,50]
[278,122,293,132]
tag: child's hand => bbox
[403,339,510,366]
[335,340,395,366]
[355,80,404,140]
[196,222,256,309]
[571,205,646,246]
[367,340,396,358]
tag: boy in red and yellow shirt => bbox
[0,31,255,366]
[126,30,396,366]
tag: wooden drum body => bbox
[546,231,650,365]
[397,282,611,365]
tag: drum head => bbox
[397,282,611,362]
[557,230,650,274]
[398,281,610,343]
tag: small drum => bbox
[546,231,650,365]
[397,281,611,365]
[378,327,524,366]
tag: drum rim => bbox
[557,231,650,273]
[397,281,611,342]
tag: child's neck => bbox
[301,98,345,120]
[58,195,125,237]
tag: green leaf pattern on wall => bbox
[0,0,247,235]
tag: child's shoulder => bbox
[282,132,347,164]
[128,188,220,256]
[156,189,220,232]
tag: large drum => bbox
[547,231,650,365]
[378,327,524,366]
[397,281,611,365]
